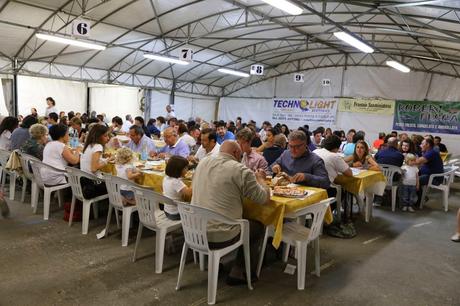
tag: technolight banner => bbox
[271,98,338,129]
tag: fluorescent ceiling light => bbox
[261,0,303,15]
[386,60,410,73]
[217,68,250,77]
[35,33,106,50]
[333,31,374,53]
[379,0,445,9]
[143,53,189,65]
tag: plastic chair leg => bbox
[104,204,113,237]
[443,190,449,212]
[297,241,307,290]
[30,182,37,209]
[282,243,290,263]
[57,189,63,208]
[420,186,428,208]
[68,196,76,227]
[21,177,27,203]
[9,172,16,200]
[114,209,120,228]
[391,186,398,212]
[256,227,269,278]
[82,201,91,235]
[243,239,253,290]
[155,230,167,274]
[32,187,40,214]
[92,202,99,220]
[314,238,320,277]
[43,188,51,220]
[199,253,205,271]
[207,252,220,305]
[132,223,143,262]
[176,243,189,290]
[121,208,132,247]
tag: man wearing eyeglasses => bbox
[271,130,330,189]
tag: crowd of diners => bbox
[1,97,458,285]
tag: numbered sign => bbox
[180,48,194,62]
[250,64,264,75]
[72,19,91,37]
[294,73,304,82]
[322,79,331,86]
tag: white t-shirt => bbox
[162,176,186,215]
[45,106,58,116]
[42,141,68,185]
[115,163,135,191]
[179,133,196,149]
[194,142,220,161]
[313,148,350,183]
[402,165,418,186]
[80,144,104,177]
[0,130,12,150]
[121,120,132,133]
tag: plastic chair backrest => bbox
[176,202,240,253]
[103,174,137,209]
[0,149,11,167]
[65,166,102,201]
[132,186,175,229]
[379,164,402,186]
[29,159,65,189]
[18,152,38,180]
[292,198,333,242]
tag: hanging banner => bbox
[271,98,338,128]
[339,98,395,115]
[393,100,460,134]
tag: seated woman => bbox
[80,125,111,199]
[262,134,286,167]
[162,155,192,220]
[10,115,38,151]
[256,127,278,153]
[21,123,48,160]
[0,116,19,150]
[344,140,380,171]
[42,124,80,186]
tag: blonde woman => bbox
[21,123,48,160]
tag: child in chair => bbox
[115,147,141,205]
[400,153,419,212]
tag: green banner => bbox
[393,100,460,134]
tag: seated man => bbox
[216,120,235,144]
[272,130,330,189]
[434,136,448,153]
[313,135,352,197]
[192,141,270,284]
[263,134,286,166]
[154,127,190,158]
[236,127,268,172]
[372,132,385,151]
[375,137,404,167]
[125,125,156,154]
[189,128,220,163]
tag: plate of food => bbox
[271,172,291,187]
[273,186,309,198]
[151,164,166,172]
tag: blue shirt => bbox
[126,135,156,154]
[216,131,235,145]
[375,147,404,167]
[420,149,444,176]
[272,150,330,189]
[343,143,356,156]
[159,139,190,158]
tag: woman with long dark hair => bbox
[344,140,380,171]
[134,116,151,138]
[0,116,19,150]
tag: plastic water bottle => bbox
[141,143,148,161]
[71,130,79,148]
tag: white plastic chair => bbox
[256,198,333,290]
[29,160,69,220]
[66,167,108,235]
[17,152,39,205]
[175,202,253,305]
[420,166,458,212]
[103,174,138,246]
[0,149,26,201]
[132,186,182,274]
[379,164,402,212]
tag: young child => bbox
[115,147,142,205]
[400,153,419,212]
[162,155,193,220]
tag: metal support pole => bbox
[12,58,18,117]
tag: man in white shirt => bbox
[189,128,220,162]
[165,105,176,120]
[121,114,133,133]
[313,135,352,197]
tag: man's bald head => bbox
[388,137,398,148]
[220,140,242,162]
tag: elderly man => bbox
[121,114,133,133]
[192,140,270,285]
[216,120,235,144]
[272,130,330,189]
[189,128,219,162]
[375,137,404,167]
[154,127,189,158]
[125,125,156,154]
[236,127,268,172]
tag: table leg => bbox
[365,191,374,223]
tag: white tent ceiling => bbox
[1,0,460,96]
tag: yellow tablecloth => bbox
[102,163,331,248]
[335,170,386,195]
[440,152,448,162]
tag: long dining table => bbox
[102,162,332,249]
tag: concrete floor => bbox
[1,182,459,306]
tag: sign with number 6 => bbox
[72,20,91,37]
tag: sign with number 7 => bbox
[180,48,194,62]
